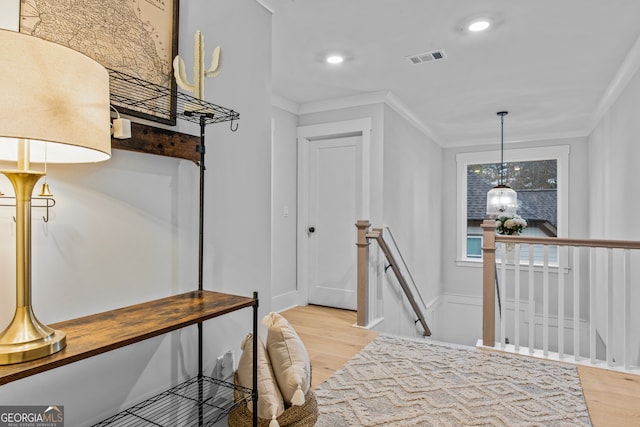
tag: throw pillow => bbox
[263,312,311,406]
[236,332,284,427]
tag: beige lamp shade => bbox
[0,29,111,164]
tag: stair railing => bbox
[481,219,640,373]
[356,220,431,336]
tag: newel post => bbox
[481,219,496,347]
[356,220,371,327]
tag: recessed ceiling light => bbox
[326,55,344,64]
[468,20,491,32]
[456,14,501,35]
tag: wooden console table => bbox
[0,290,258,426]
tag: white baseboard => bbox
[271,290,300,313]
[439,292,590,352]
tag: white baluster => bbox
[543,245,549,357]
[514,243,521,352]
[607,248,613,367]
[624,249,631,370]
[500,242,507,349]
[589,248,596,364]
[528,245,535,355]
[573,246,581,362]
[558,245,565,358]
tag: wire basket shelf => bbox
[92,375,251,426]
[108,69,240,126]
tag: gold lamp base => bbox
[0,307,66,365]
[0,168,67,365]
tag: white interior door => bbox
[306,136,362,309]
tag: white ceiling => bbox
[267,0,640,147]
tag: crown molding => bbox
[271,89,586,148]
[445,130,587,149]
[253,0,274,14]
[587,32,640,133]
[292,90,444,146]
[272,93,299,115]
[297,91,389,115]
[383,92,444,146]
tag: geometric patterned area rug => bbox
[315,335,591,426]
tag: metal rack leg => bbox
[198,109,206,427]
[198,321,203,426]
[252,291,259,427]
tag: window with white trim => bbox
[456,146,569,264]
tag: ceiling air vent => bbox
[406,49,447,65]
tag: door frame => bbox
[297,118,372,306]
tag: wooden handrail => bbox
[495,234,640,250]
[366,228,432,337]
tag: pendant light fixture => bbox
[486,111,517,218]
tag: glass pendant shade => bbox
[486,184,517,218]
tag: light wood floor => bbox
[281,304,378,387]
[281,305,640,427]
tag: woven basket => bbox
[228,374,318,427]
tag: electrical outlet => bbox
[212,351,234,381]
[220,350,234,381]
[213,355,224,380]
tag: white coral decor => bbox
[496,214,527,235]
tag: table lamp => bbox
[0,29,111,364]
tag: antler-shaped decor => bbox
[173,31,221,108]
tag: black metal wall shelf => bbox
[108,69,240,126]
[96,71,253,426]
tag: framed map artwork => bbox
[20,0,180,126]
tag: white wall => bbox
[271,106,298,311]
[589,70,640,240]
[0,0,18,30]
[374,105,443,337]
[0,1,272,425]
[588,58,640,365]
[382,105,443,302]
